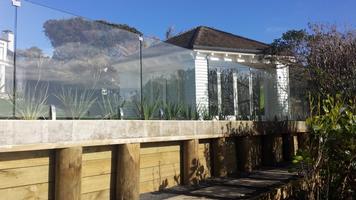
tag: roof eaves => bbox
[193,45,265,54]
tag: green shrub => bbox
[292,95,356,199]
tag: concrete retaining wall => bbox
[0,120,306,152]
[0,120,307,200]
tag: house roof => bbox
[166,26,269,54]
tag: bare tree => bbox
[165,26,176,40]
[267,24,356,100]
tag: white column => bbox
[217,71,222,115]
[0,64,5,93]
[249,68,253,118]
[233,72,238,117]
[0,41,7,94]
[276,64,290,119]
[194,54,209,112]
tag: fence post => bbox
[55,147,82,200]
[183,139,200,185]
[49,105,56,120]
[116,143,140,200]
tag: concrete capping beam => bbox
[0,120,307,153]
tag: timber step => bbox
[140,167,300,200]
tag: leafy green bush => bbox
[292,95,355,199]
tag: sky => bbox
[1,0,356,51]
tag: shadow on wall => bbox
[188,158,209,185]
[217,120,307,172]
[157,162,181,191]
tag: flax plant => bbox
[9,82,49,120]
[55,87,97,119]
[99,93,125,119]
[135,97,160,120]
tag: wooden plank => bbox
[55,147,82,200]
[140,142,180,155]
[82,159,112,178]
[82,189,110,200]
[140,152,180,169]
[0,150,52,170]
[0,183,51,200]
[116,143,140,200]
[82,146,114,161]
[82,174,112,194]
[140,163,180,182]
[0,165,52,189]
[140,175,180,194]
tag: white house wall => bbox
[194,55,209,111]
[0,40,7,93]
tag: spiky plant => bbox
[180,103,199,120]
[135,97,159,120]
[9,82,49,120]
[162,101,183,120]
[99,93,125,119]
[55,87,97,119]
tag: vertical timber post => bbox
[262,134,283,166]
[236,136,253,173]
[282,133,296,161]
[116,143,140,200]
[55,147,82,200]
[183,139,199,185]
[212,137,227,177]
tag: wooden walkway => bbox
[141,167,298,200]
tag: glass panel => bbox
[236,65,250,120]
[208,69,218,116]
[209,61,251,119]
[141,37,195,120]
[250,67,279,121]
[208,60,286,121]
[251,68,264,120]
[0,0,15,118]
[289,67,308,120]
[14,1,141,119]
[220,68,234,116]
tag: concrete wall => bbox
[0,120,307,152]
[0,120,307,199]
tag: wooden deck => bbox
[141,167,299,200]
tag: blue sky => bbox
[1,0,356,51]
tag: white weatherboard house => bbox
[0,25,294,120]
[0,30,14,96]
[167,26,290,120]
